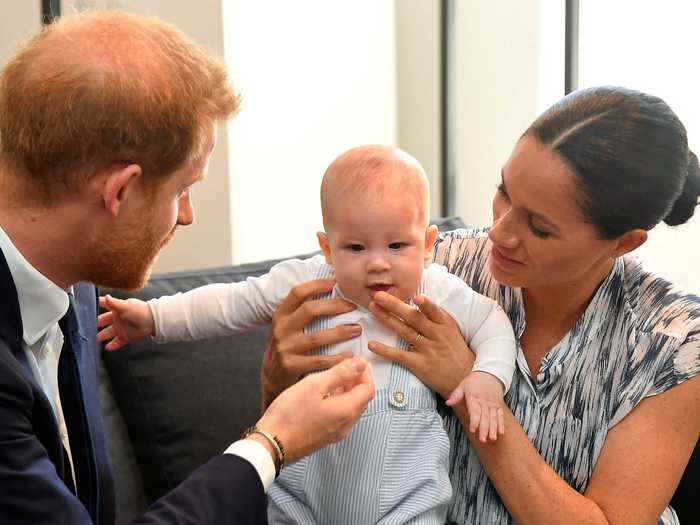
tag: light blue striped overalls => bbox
[268,265,452,524]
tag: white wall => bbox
[578,0,700,292]
[451,0,565,227]
[395,0,442,217]
[222,0,398,263]
[0,2,40,71]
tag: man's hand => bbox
[97,295,155,351]
[446,371,505,443]
[255,356,374,464]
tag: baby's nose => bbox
[366,254,391,272]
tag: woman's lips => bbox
[490,246,525,272]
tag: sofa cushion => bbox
[101,217,467,506]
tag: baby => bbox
[98,145,516,524]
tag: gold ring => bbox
[412,333,423,345]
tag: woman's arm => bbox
[261,278,361,408]
[369,291,700,525]
[452,374,699,525]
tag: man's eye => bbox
[388,242,405,250]
[349,244,365,252]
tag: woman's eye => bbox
[496,183,510,201]
[529,222,550,239]
[388,242,405,250]
[349,244,365,252]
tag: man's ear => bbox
[99,164,143,217]
[424,224,439,257]
[611,228,647,257]
[317,232,333,265]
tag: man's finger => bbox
[315,356,369,395]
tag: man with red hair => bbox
[0,11,373,524]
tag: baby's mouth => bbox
[367,284,398,300]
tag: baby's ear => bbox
[424,225,439,255]
[317,232,333,265]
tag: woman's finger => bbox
[276,279,337,316]
[414,294,449,324]
[367,303,424,344]
[371,292,430,330]
[285,297,357,333]
[367,340,416,369]
[278,325,361,355]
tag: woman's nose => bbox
[489,210,519,249]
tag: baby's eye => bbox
[388,242,406,250]
[348,244,365,252]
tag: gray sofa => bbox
[97,217,697,524]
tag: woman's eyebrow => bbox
[500,168,560,232]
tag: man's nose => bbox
[177,191,195,226]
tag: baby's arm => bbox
[148,257,319,342]
[97,295,154,351]
[427,265,516,441]
[99,257,320,347]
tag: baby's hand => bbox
[446,371,505,443]
[97,295,155,351]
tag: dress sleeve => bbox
[648,325,700,396]
[148,257,322,342]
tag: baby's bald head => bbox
[320,145,430,229]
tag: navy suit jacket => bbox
[0,248,267,524]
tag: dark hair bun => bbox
[664,150,700,226]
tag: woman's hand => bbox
[262,278,362,408]
[367,291,474,399]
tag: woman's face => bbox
[488,134,619,290]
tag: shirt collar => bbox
[0,225,69,346]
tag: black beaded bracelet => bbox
[242,426,285,477]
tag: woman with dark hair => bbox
[262,87,700,524]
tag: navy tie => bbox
[59,293,99,524]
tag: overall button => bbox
[393,390,406,406]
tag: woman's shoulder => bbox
[622,255,700,341]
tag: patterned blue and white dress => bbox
[433,229,700,525]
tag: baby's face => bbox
[318,192,436,309]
